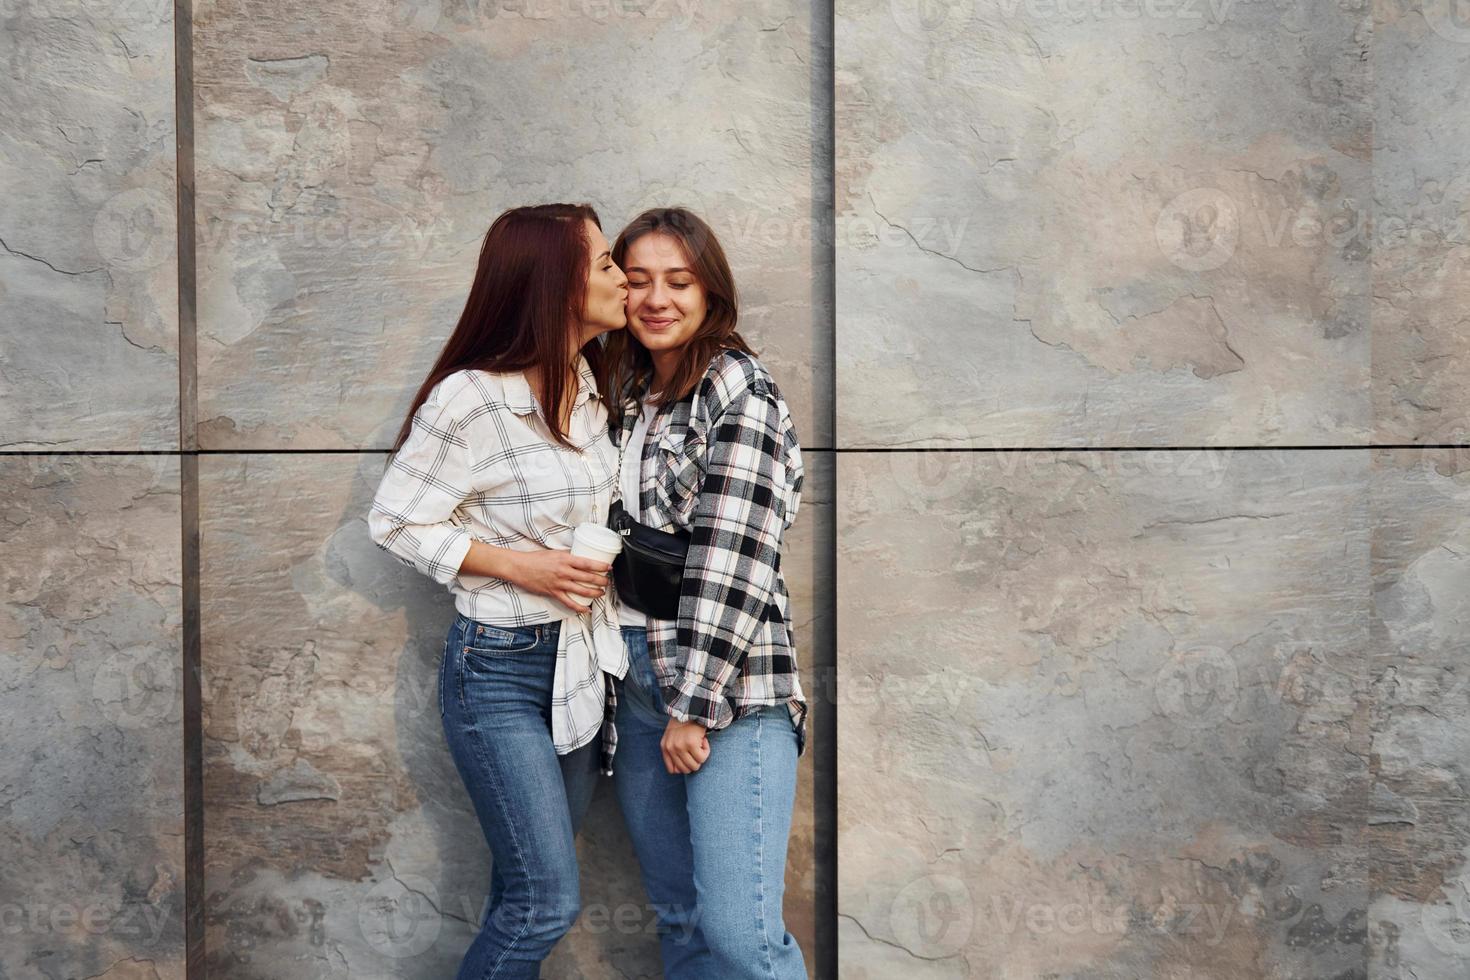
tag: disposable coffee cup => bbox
[569,523,622,606]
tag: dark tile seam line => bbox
[173,0,205,973]
[834,444,1470,452]
[5,444,1469,456]
[814,0,838,973]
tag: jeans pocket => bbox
[462,623,541,671]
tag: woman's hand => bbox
[661,718,711,774]
[500,547,611,615]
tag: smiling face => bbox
[578,218,628,342]
[622,231,708,361]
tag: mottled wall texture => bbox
[5,0,831,978]
[1,456,187,980]
[3,0,189,976]
[838,1,1469,978]
[9,0,1470,977]
[189,0,830,976]
[0,1,180,452]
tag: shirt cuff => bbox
[425,525,473,586]
[660,673,736,731]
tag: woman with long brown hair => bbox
[601,208,808,978]
[367,203,630,978]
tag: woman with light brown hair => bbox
[600,207,808,978]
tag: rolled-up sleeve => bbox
[368,393,475,586]
[662,384,791,730]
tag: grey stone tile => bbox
[838,448,1373,976]
[837,1,1372,447]
[201,449,829,976]
[0,2,180,450]
[1367,447,1470,976]
[0,455,185,979]
[201,451,479,977]
[1371,10,1470,444]
[192,2,830,451]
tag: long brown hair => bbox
[390,203,605,455]
[601,208,754,422]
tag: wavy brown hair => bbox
[390,203,606,455]
[601,208,755,423]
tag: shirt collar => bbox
[503,355,597,417]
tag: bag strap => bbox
[612,417,626,507]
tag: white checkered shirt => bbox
[368,355,628,772]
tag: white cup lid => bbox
[573,522,623,552]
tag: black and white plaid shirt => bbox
[368,355,629,772]
[612,348,807,754]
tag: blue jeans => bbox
[439,613,600,980]
[613,625,806,980]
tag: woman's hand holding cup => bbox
[508,547,613,615]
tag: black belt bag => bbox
[607,498,690,621]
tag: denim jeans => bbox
[613,625,806,980]
[440,613,600,980]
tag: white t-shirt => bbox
[616,397,661,628]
